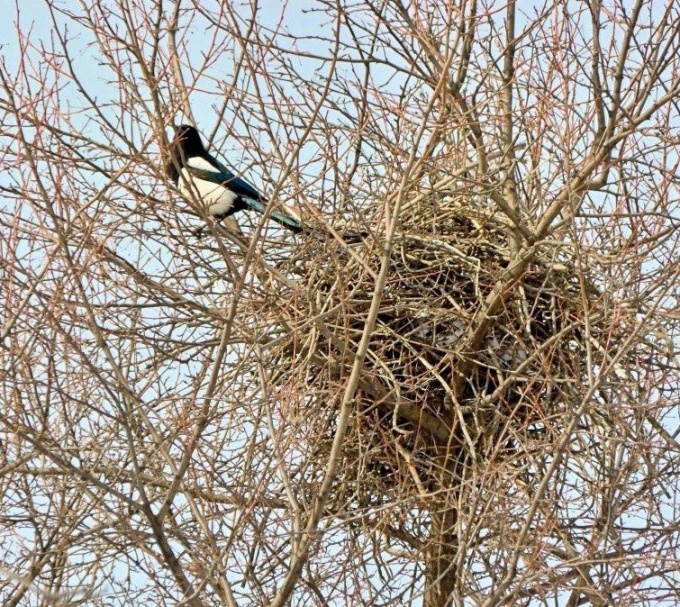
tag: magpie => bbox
[166,125,303,233]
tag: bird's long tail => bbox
[269,210,304,233]
[243,196,368,240]
[243,197,303,233]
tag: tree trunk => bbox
[424,505,458,607]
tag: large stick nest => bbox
[258,194,618,509]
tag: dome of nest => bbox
[260,193,600,508]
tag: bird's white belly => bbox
[179,168,237,217]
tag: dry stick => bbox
[0,66,231,607]
[500,0,522,256]
[0,68,205,605]
[34,183,208,605]
[268,49,457,607]
[228,5,342,245]
[450,130,623,405]
[479,272,677,607]
[168,0,195,125]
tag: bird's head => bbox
[172,124,205,156]
[166,124,204,181]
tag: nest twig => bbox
[255,194,627,514]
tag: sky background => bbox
[1,1,679,605]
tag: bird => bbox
[166,124,303,233]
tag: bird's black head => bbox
[166,124,206,182]
[173,124,205,156]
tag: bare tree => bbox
[1,1,679,606]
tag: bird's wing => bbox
[185,154,302,233]
[184,155,263,201]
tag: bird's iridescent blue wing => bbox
[185,152,302,232]
[185,154,264,201]
[211,156,263,201]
